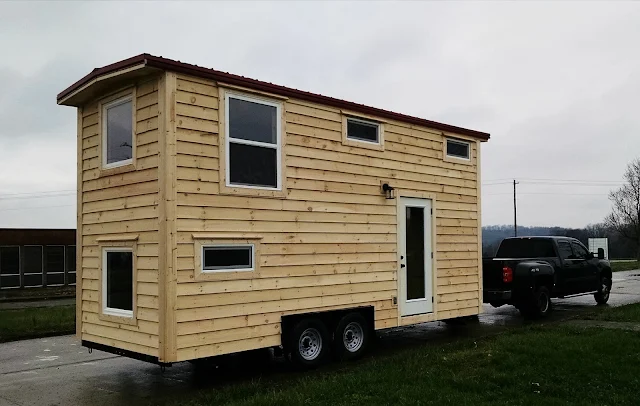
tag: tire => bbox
[333,312,370,361]
[595,276,612,305]
[519,286,552,319]
[287,318,330,368]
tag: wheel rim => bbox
[538,291,549,313]
[601,281,611,300]
[342,322,364,353]
[298,327,322,361]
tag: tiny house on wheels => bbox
[57,54,490,367]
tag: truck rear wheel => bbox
[595,276,612,305]
[333,312,370,361]
[519,286,552,319]
[287,318,330,368]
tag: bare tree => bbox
[605,158,640,260]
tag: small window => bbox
[570,242,589,260]
[45,246,65,286]
[202,245,254,272]
[102,95,133,169]
[102,248,133,317]
[23,245,43,287]
[226,94,281,189]
[66,245,76,285]
[557,241,573,261]
[0,246,20,289]
[346,117,380,144]
[446,138,470,160]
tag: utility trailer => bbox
[57,54,490,367]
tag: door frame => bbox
[396,192,438,320]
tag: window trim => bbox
[346,117,381,145]
[99,242,137,325]
[97,87,137,176]
[201,244,255,273]
[193,235,262,281]
[102,94,135,170]
[445,138,471,161]
[224,92,283,191]
[341,112,385,151]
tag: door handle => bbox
[400,264,406,268]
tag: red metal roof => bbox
[57,54,490,141]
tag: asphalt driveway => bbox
[1,270,639,406]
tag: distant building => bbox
[0,229,76,289]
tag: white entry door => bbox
[398,197,433,316]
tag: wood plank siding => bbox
[78,78,161,357]
[171,74,482,361]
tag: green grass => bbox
[0,305,75,343]
[581,302,640,323]
[611,261,640,273]
[175,322,640,406]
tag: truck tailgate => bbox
[483,258,509,290]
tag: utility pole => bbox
[513,179,519,237]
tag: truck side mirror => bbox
[597,248,605,260]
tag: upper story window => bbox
[445,138,470,160]
[102,95,134,169]
[225,93,282,190]
[346,117,380,144]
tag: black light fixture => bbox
[382,183,395,199]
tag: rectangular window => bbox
[0,246,20,289]
[446,138,470,160]
[23,245,43,287]
[226,93,281,189]
[103,95,133,169]
[45,246,65,286]
[346,117,380,144]
[102,248,133,317]
[202,245,254,272]
[557,241,573,261]
[65,245,76,285]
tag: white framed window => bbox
[102,247,134,318]
[445,138,470,160]
[346,117,380,144]
[201,244,255,273]
[102,94,134,169]
[225,93,282,190]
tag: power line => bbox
[0,189,75,197]
[0,204,75,212]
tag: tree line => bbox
[482,224,637,259]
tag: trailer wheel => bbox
[333,312,370,361]
[287,318,329,368]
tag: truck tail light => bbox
[502,266,513,283]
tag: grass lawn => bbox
[581,302,640,323]
[176,320,640,406]
[611,261,640,273]
[0,305,75,343]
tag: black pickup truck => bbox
[483,236,612,318]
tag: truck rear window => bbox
[495,239,556,258]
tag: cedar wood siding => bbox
[172,74,480,361]
[78,78,161,357]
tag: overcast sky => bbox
[1,1,639,229]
